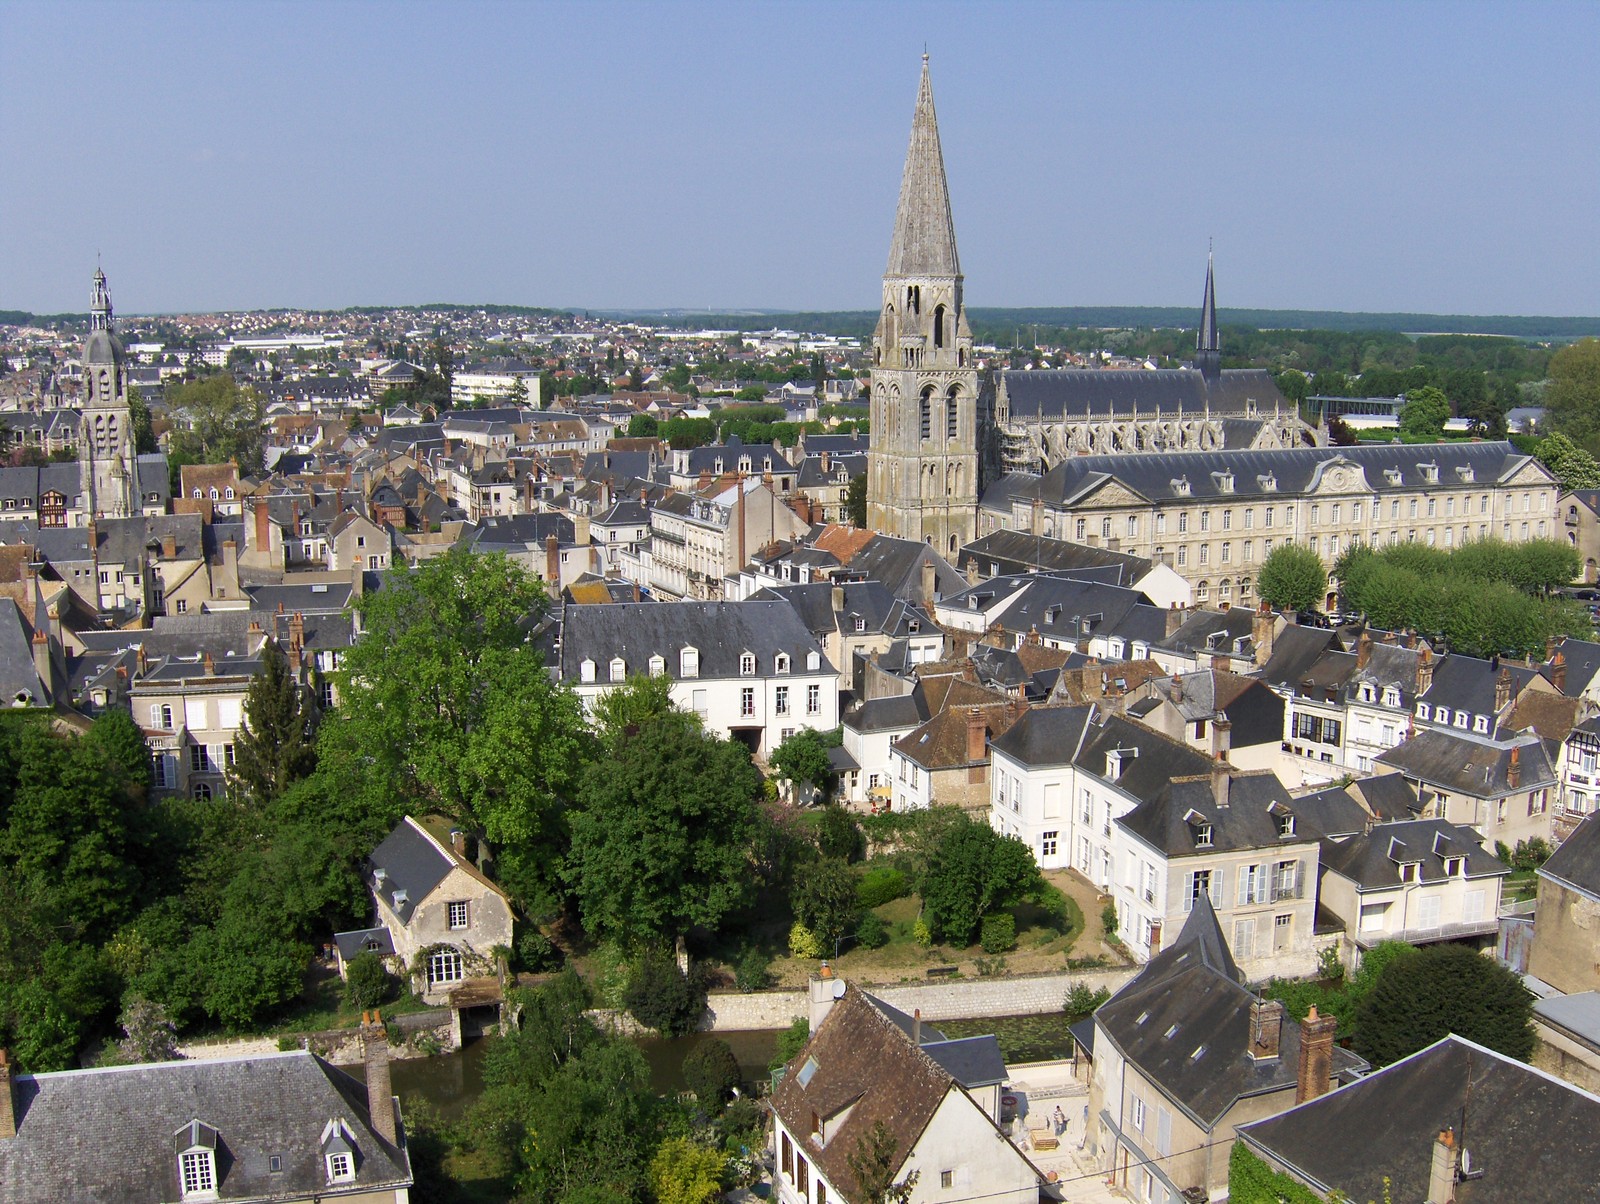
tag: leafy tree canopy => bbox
[1535,431,1600,489]
[1353,943,1533,1067]
[228,638,320,806]
[1258,543,1329,614]
[165,374,267,474]
[1397,385,1452,438]
[919,816,1043,946]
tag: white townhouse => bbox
[557,599,838,757]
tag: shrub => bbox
[980,913,1016,954]
[1511,837,1553,872]
[856,912,888,949]
[792,857,861,948]
[1064,983,1111,1020]
[816,804,864,862]
[974,956,1008,976]
[1354,943,1534,1066]
[912,919,933,948]
[624,948,708,1038]
[789,923,824,960]
[1100,900,1120,939]
[856,866,909,910]
[921,818,1044,945]
[1317,945,1345,982]
[516,930,560,972]
[733,947,771,992]
[682,1037,741,1105]
[769,1017,810,1072]
[343,951,396,1010]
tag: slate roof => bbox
[919,1036,1007,1088]
[893,695,1020,772]
[1096,897,1365,1130]
[1539,812,1600,901]
[1348,772,1426,822]
[368,816,489,925]
[1377,729,1555,798]
[0,1051,410,1203]
[985,441,1547,510]
[1237,1035,1600,1204]
[1257,624,1341,691]
[1532,991,1600,1049]
[1118,769,1309,863]
[1284,785,1373,841]
[989,704,1096,769]
[0,598,48,705]
[942,573,1150,647]
[996,366,1287,420]
[558,600,835,681]
[333,926,395,962]
[957,530,1153,586]
[1321,818,1508,890]
[1550,636,1600,698]
[843,690,931,735]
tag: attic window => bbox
[1213,471,1235,494]
[1194,823,1214,848]
[854,616,867,632]
[1418,462,1440,484]
[797,1056,820,1087]
[1257,474,1278,492]
[1171,476,1192,496]
[1190,1044,1208,1061]
[776,653,791,675]
[1164,1024,1180,1039]
[807,650,821,671]
[1382,686,1402,708]
[1277,813,1296,838]
[1444,856,1464,876]
[609,657,626,683]
[740,652,757,676]
[175,1120,220,1200]
[1435,707,1451,725]
[681,647,700,678]
[1417,703,1431,721]
[1135,1010,1150,1026]
[1384,468,1403,486]
[648,654,665,676]
[1473,715,1489,734]
[1455,466,1475,483]
[327,1151,355,1184]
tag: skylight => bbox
[797,1056,820,1087]
[1164,1024,1180,1039]
[1190,1044,1208,1061]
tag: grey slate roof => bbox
[0,598,48,705]
[1377,729,1555,798]
[997,367,1286,420]
[957,530,1153,585]
[368,816,455,925]
[1539,812,1600,900]
[1321,819,1507,890]
[1284,785,1373,841]
[333,926,396,962]
[1095,897,1366,1130]
[0,1051,410,1203]
[989,704,1096,769]
[1533,991,1600,1049]
[844,690,932,734]
[919,1035,1008,1088]
[1237,1035,1600,1204]
[558,600,835,681]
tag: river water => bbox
[390,1012,1077,1120]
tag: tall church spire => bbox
[1196,249,1221,380]
[885,55,961,279]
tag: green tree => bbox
[650,1136,727,1204]
[116,995,180,1063]
[590,672,683,751]
[1535,431,1600,489]
[792,857,860,950]
[846,1120,920,1204]
[920,817,1043,946]
[845,472,868,527]
[627,413,660,437]
[228,639,320,805]
[815,803,865,863]
[681,1037,741,1105]
[1353,943,1533,1067]
[566,710,763,943]
[623,947,707,1037]
[319,549,589,910]
[770,728,834,803]
[165,374,267,473]
[1257,542,1329,614]
[127,384,158,454]
[507,375,530,406]
[1545,337,1600,442]
[1397,384,1452,439]
[343,950,396,1009]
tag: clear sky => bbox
[3,0,1597,317]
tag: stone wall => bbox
[700,966,1136,1033]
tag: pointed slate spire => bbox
[886,55,961,279]
[90,266,113,332]
[1197,250,1218,353]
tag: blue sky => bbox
[2,0,1596,316]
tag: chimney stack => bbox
[1166,602,1187,638]
[1212,715,1232,761]
[920,558,936,608]
[545,533,560,583]
[31,631,56,703]
[1212,756,1230,809]
[966,707,988,764]
[1495,666,1513,713]
[1428,1129,1459,1204]
[254,499,271,552]
[1249,998,1284,1060]
[361,1011,398,1146]
[831,583,845,615]
[1546,634,1559,664]
[1252,601,1276,668]
[202,651,215,676]
[0,1049,14,1140]
[1416,645,1435,696]
[808,967,841,1033]
[1554,650,1568,693]
[1508,746,1521,790]
[289,611,305,653]
[450,829,466,856]
[1356,632,1373,671]
[1170,673,1183,703]
[161,532,177,559]
[1296,1005,1338,1103]
[913,1008,923,1046]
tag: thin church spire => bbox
[885,56,961,279]
[1195,249,1221,380]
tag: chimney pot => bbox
[913,1008,922,1046]
[1296,1005,1338,1104]
[966,707,989,763]
[1250,998,1284,1060]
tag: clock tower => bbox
[79,266,136,520]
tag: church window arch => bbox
[919,386,933,440]
[949,534,958,553]
[946,385,959,440]
[933,304,947,349]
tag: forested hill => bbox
[610,307,1600,341]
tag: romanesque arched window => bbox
[933,304,947,349]
[946,385,959,440]
[920,386,933,440]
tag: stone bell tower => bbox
[866,55,980,555]
[79,266,136,519]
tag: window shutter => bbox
[1236,867,1250,908]
[149,705,161,727]
[1182,872,1195,912]
[1210,866,1225,907]
[1156,1107,1172,1157]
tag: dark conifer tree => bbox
[229,639,320,805]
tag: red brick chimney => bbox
[1296,1005,1338,1103]
[1415,645,1435,696]
[161,532,177,559]
[545,533,560,583]
[1554,651,1568,693]
[0,1048,15,1139]
[1495,666,1513,713]
[1357,632,1373,671]
[1508,746,1521,790]
[254,500,271,551]
[289,611,305,653]
[361,1011,397,1146]
[1170,673,1183,703]
[966,707,988,763]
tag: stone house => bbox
[1317,817,1508,969]
[0,1024,411,1202]
[771,979,1040,1204]
[1378,727,1559,849]
[348,817,514,1005]
[1529,812,1600,995]
[1086,897,1366,1202]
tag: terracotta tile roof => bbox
[1506,689,1582,743]
[811,523,875,564]
[895,697,1025,771]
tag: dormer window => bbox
[1456,466,1475,483]
[1418,462,1440,484]
[1213,470,1235,494]
[1385,468,1402,486]
[175,1120,220,1199]
[1171,476,1192,497]
[1435,706,1451,725]
[648,654,665,676]
[1473,715,1489,734]
[854,616,867,632]
[580,658,597,683]
[1257,474,1277,492]
[609,656,626,683]
[321,1119,359,1185]
[1399,862,1418,883]
[224,487,234,499]
[681,647,700,678]
[1444,856,1464,876]
[776,653,791,675]
[1195,822,1214,848]
[1454,710,1469,729]
[1417,703,1431,721]
[1382,686,1402,708]
[740,652,757,676]
[1358,683,1375,703]
[806,650,821,671]
[1277,813,1296,838]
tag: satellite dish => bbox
[832,979,846,999]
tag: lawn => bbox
[764,879,1087,987]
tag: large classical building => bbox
[865,56,982,556]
